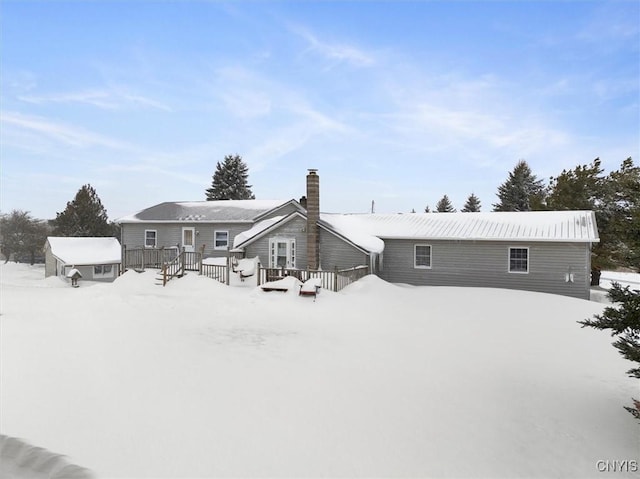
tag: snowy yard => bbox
[1,263,638,478]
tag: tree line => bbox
[0,155,254,264]
[0,184,118,264]
[424,158,639,277]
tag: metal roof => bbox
[117,200,292,223]
[321,210,599,244]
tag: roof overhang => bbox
[233,212,307,250]
[377,236,600,243]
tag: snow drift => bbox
[1,263,638,478]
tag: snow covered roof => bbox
[46,237,122,265]
[233,210,597,257]
[321,210,599,244]
[117,200,294,223]
[318,218,385,254]
[233,215,288,248]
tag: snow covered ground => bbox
[1,263,638,478]
[591,270,640,304]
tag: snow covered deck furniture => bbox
[234,257,258,281]
[260,277,301,293]
[299,278,322,300]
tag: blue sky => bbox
[1,0,638,220]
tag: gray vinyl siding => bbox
[319,229,370,271]
[75,265,119,282]
[379,239,592,299]
[258,202,301,221]
[121,222,253,258]
[242,218,369,271]
[243,216,308,268]
[44,244,57,277]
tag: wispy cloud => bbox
[246,104,350,171]
[209,65,350,169]
[1,111,131,150]
[18,87,172,112]
[219,88,272,119]
[291,25,375,68]
[576,2,640,44]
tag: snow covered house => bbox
[118,170,599,299]
[44,237,122,282]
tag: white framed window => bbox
[269,237,296,268]
[145,230,157,248]
[508,247,529,273]
[94,264,114,277]
[414,244,432,269]
[214,230,229,250]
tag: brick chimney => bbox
[306,169,320,270]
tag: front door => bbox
[269,238,296,268]
[182,227,196,253]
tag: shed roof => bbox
[321,210,599,244]
[117,200,293,223]
[46,237,122,265]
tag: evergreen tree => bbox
[205,155,255,200]
[579,283,640,421]
[53,184,112,236]
[547,157,639,283]
[435,195,456,212]
[0,210,50,263]
[424,205,431,213]
[493,160,545,211]
[547,158,604,211]
[606,158,639,270]
[461,193,482,212]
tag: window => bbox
[269,238,296,268]
[509,247,529,273]
[214,230,229,250]
[145,230,157,248]
[414,244,432,268]
[94,264,114,277]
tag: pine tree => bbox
[205,155,255,200]
[606,158,639,270]
[547,157,639,282]
[424,205,431,213]
[547,158,604,211]
[461,193,481,212]
[579,283,640,422]
[435,195,456,212]
[53,184,112,236]
[493,160,545,211]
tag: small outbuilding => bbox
[44,237,122,282]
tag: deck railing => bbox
[124,247,229,286]
[124,247,367,290]
[201,263,229,285]
[335,265,370,291]
[123,246,179,270]
[162,253,184,286]
[257,265,369,292]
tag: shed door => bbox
[182,227,196,253]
